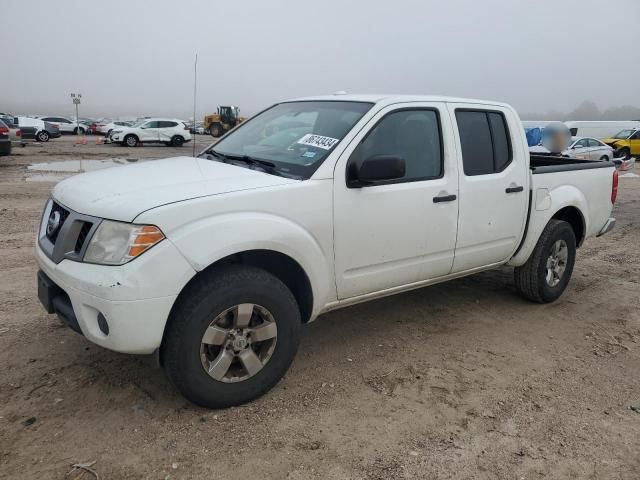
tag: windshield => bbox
[613,129,634,139]
[131,119,147,128]
[200,101,373,179]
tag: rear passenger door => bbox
[587,138,608,160]
[447,105,529,273]
[157,121,178,143]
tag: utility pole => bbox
[71,93,83,172]
[192,54,198,158]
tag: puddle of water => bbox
[25,173,72,183]
[27,159,126,173]
[25,158,138,182]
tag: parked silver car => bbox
[530,136,614,161]
[566,137,615,161]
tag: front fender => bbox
[508,185,588,267]
[166,212,335,316]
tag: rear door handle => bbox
[433,194,457,203]
[505,186,524,193]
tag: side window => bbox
[588,139,602,147]
[455,110,512,176]
[349,109,443,183]
[574,139,589,148]
[631,131,640,140]
[160,121,178,128]
[144,121,159,128]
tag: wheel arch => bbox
[171,249,314,325]
[551,206,585,247]
[508,188,588,267]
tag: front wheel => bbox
[618,148,631,160]
[514,219,576,303]
[161,265,301,408]
[599,155,609,161]
[210,123,222,137]
[124,134,138,147]
[37,130,50,142]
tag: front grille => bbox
[39,200,100,264]
[74,221,93,253]
[46,202,70,244]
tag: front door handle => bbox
[505,186,524,194]
[433,194,457,203]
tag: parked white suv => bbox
[110,118,191,147]
[39,116,87,134]
[36,94,617,409]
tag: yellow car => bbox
[602,128,640,159]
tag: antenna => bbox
[192,53,198,157]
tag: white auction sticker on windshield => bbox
[296,134,340,150]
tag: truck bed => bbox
[530,154,614,174]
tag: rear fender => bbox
[508,185,588,267]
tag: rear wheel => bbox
[36,130,49,142]
[161,265,301,409]
[514,219,576,303]
[599,155,609,161]
[210,123,223,137]
[124,134,138,147]
[171,135,184,147]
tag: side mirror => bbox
[347,154,406,187]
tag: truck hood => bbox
[52,156,299,222]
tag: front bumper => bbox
[36,239,196,354]
[597,217,616,237]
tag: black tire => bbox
[618,148,630,160]
[161,265,301,409]
[73,126,84,135]
[514,219,576,303]
[37,130,49,142]
[124,134,138,147]
[171,135,184,147]
[210,123,222,137]
[106,129,113,139]
[599,155,609,161]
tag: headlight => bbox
[84,220,165,265]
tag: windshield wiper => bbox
[225,154,276,169]
[203,150,302,179]
[209,150,282,174]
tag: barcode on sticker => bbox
[296,134,339,150]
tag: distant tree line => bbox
[522,101,640,121]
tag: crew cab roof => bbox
[286,93,512,109]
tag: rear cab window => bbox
[455,109,512,176]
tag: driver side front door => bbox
[140,121,160,142]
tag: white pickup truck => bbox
[36,94,618,408]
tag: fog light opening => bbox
[97,313,110,336]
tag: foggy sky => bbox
[2,0,639,120]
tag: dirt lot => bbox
[1,136,639,479]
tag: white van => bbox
[564,121,640,139]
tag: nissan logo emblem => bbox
[46,210,61,236]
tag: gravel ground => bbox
[1,136,639,479]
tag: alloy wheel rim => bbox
[545,239,568,287]
[200,303,277,383]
